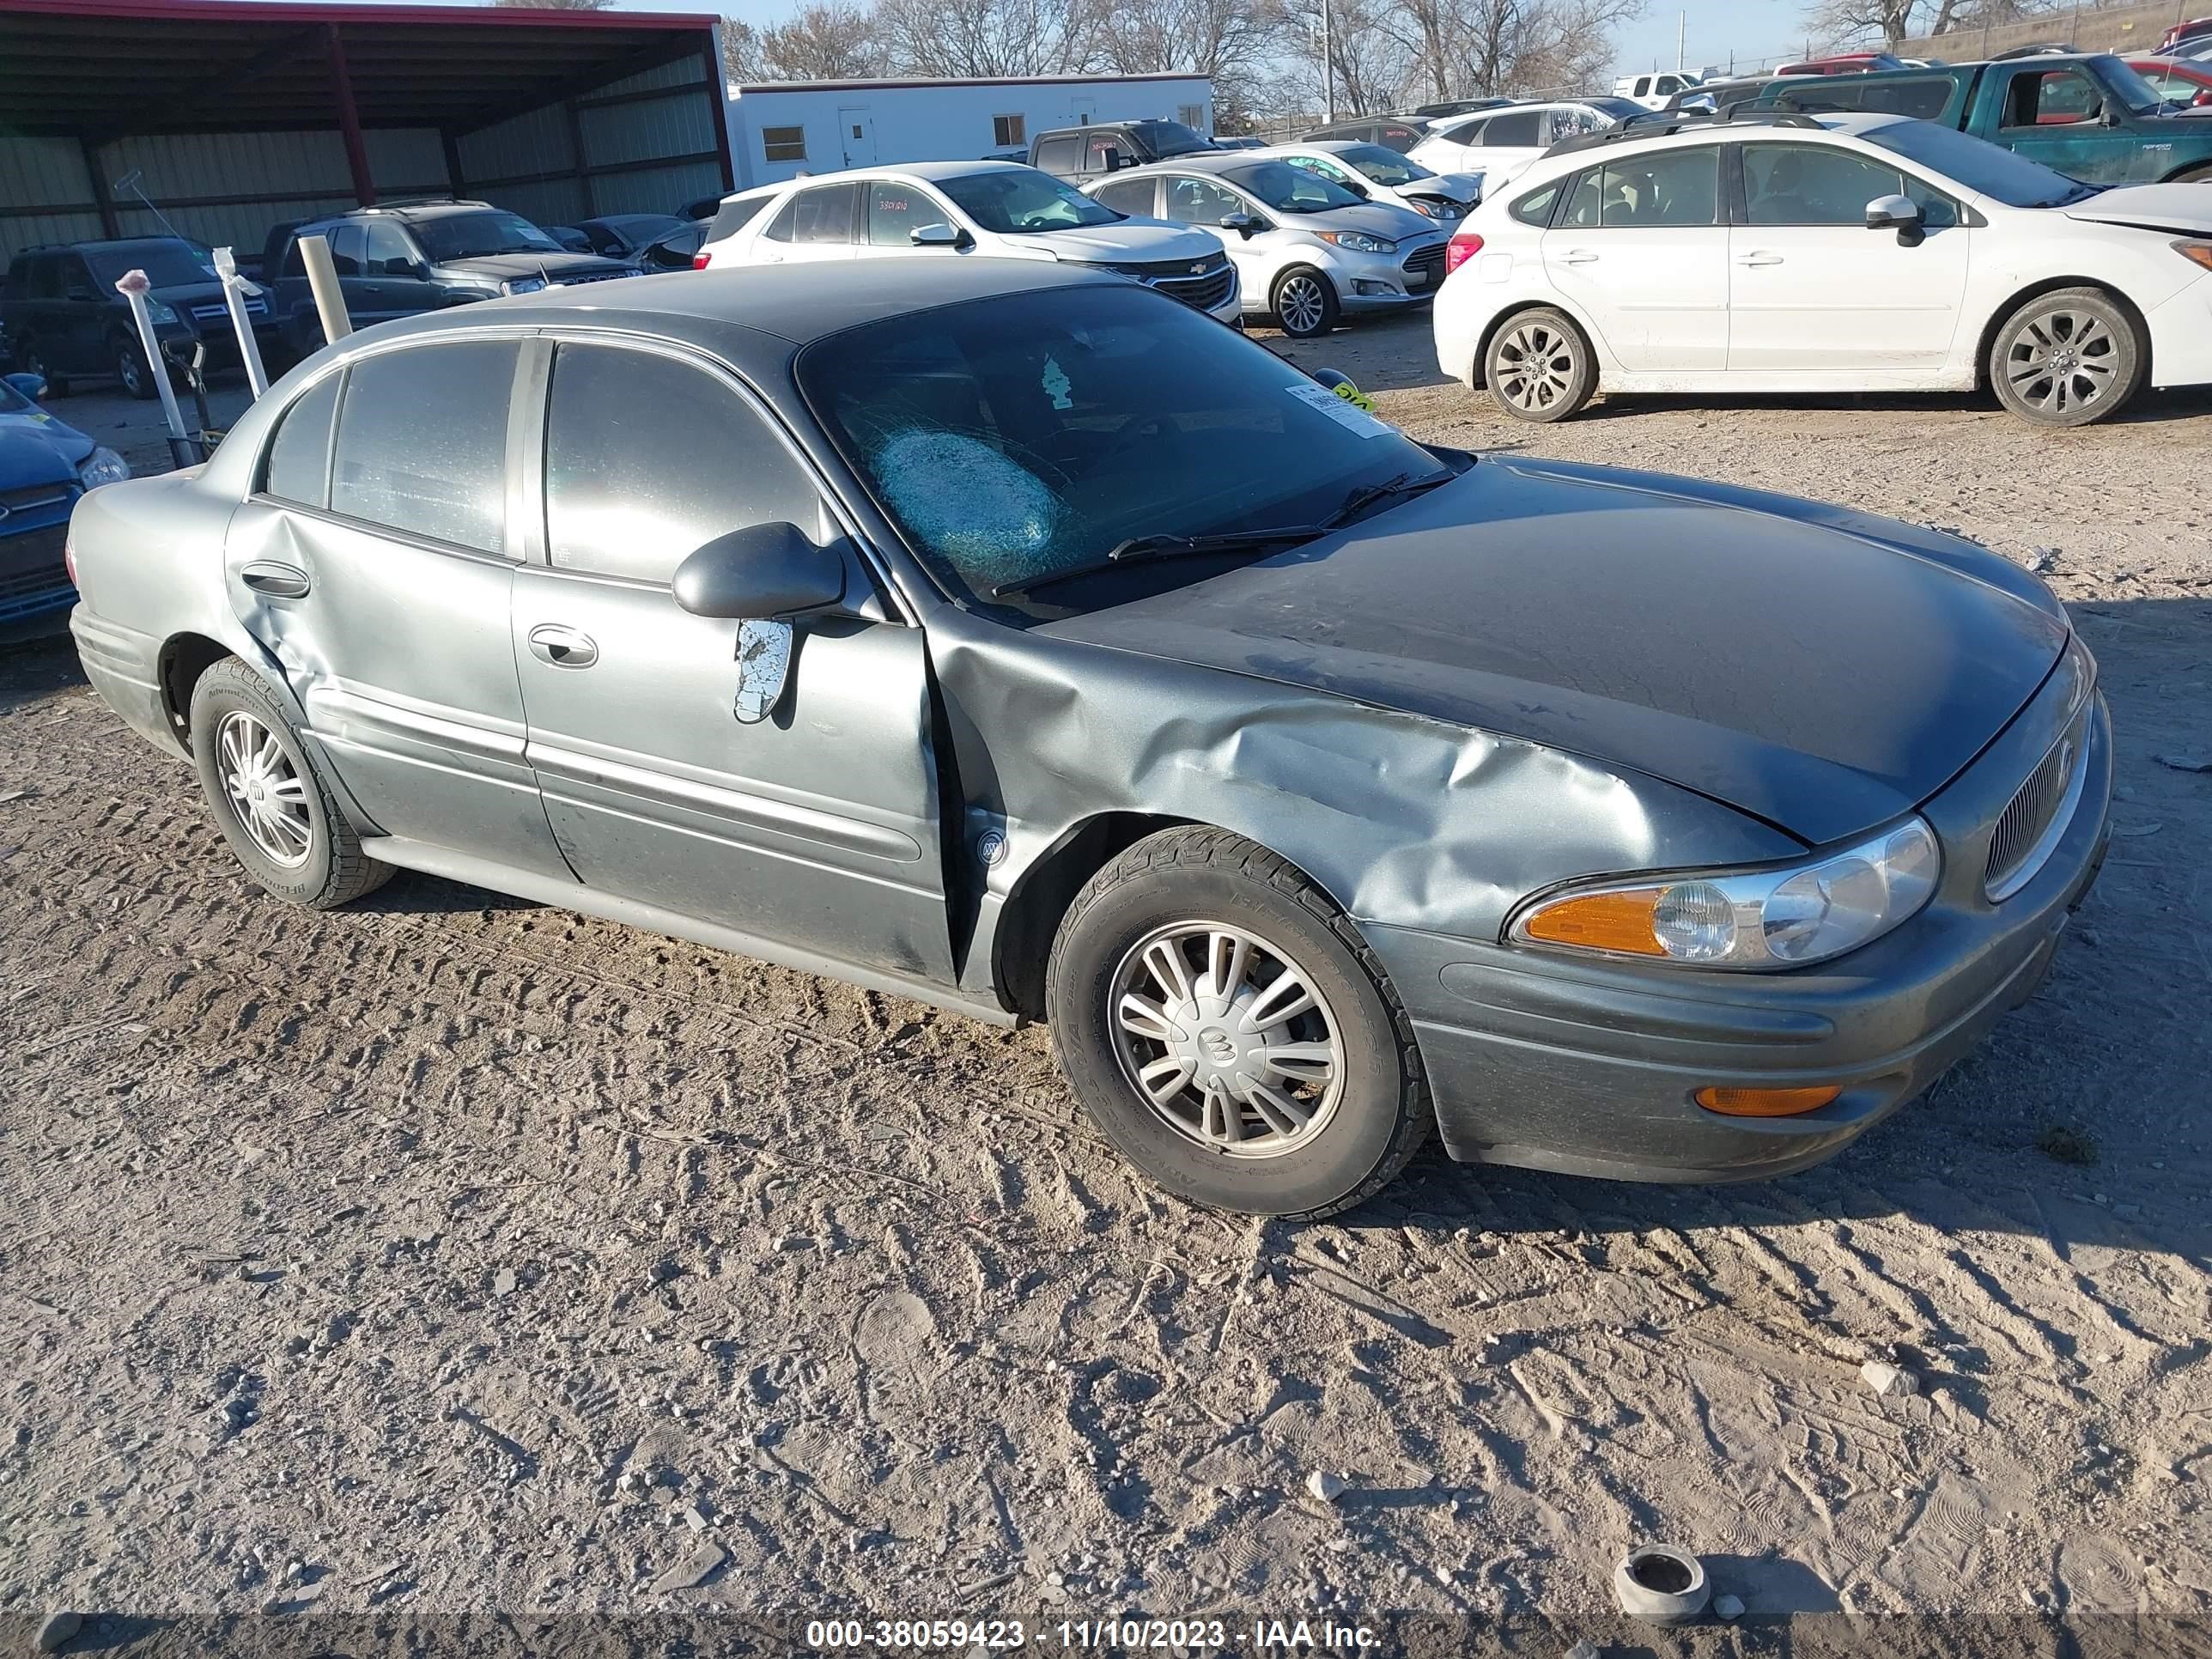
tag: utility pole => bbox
[1320,0,1334,122]
[1676,9,1686,70]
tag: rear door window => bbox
[262,372,343,507]
[1484,111,1542,146]
[329,341,519,553]
[766,184,859,244]
[327,223,366,276]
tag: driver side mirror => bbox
[4,371,47,402]
[1220,211,1261,239]
[1102,147,1127,172]
[1865,192,1924,245]
[909,222,970,249]
[672,521,846,621]
[379,257,422,277]
[1340,179,1370,198]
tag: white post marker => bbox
[112,267,197,467]
[298,234,352,345]
[211,246,269,399]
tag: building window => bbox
[1177,104,1206,129]
[763,125,807,163]
[993,112,1025,147]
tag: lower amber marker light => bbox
[1694,1085,1841,1117]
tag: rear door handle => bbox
[240,561,310,599]
[1558,249,1599,264]
[1736,251,1784,266]
[527,624,598,669]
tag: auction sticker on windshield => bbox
[1285,380,1393,436]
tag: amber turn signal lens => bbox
[1695,1085,1841,1117]
[1519,888,1665,955]
[2175,241,2212,273]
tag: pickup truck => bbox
[1760,53,2212,184]
[1029,119,1218,185]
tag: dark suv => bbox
[1028,120,1218,185]
[2,237,283,399]
[262,201,635,358]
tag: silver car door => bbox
[508,336,955,982]
[222,337,572,879]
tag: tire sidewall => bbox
[189,664,342,905]
[1049,857,1407,1215]
[1486,307,1595,422]
[1272,267,1339,339]
[1990,289,2142,428]
[112,333,155,399]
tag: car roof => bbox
[364,258,1119,351]
[729,159,1031,202]
[1535,109,1907,163]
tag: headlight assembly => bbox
[77,447,131,489]
[144,299,179,325]
[1316,229,1396,254]
[1510,817,1942,969]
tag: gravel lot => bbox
[4,318,2211,1654]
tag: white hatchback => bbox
[696,161,1241,325]
[1432,111,2212,426]
[1407,99,1647,191]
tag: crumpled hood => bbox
[0,417,88,485]
[1400,171,1484,204]
[1035,221,1230,264]
[1040,459,2070,845]
[2061,181,2212,234]
[443,251,633,283]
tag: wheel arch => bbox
[992,811,1354,1023]
[1972,276,2150,392]
[155,631,234,754]
[1468,296,1602,389]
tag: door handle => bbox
[527,624,599,669]
[1558,249,1599,264]
[240,561,310,599]
[1736,251,1784,266]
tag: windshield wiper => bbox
[990,526,1323,598]
[1320,468,1455,528]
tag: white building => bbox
[722,73,1216,191]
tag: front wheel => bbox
[16,339,68,397]
[1485,307,1596,422]
[1988,287,2144,427]
[188,657,393,909]
[1271,267,1340,339]
[1047,828,1430,1218]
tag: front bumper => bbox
[1371,677,2113,1184]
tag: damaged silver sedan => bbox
[67,260,2112,1217]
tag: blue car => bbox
[1,371,127,625]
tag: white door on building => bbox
[838,106,877,168]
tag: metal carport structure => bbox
[0,0,732,265]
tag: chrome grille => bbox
[1984,705,2088,901]
[187,295,267,326]
[1401,242,1447,289]
[1147,267,1236,311]
[550,268,635,286]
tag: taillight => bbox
[692,251,711,270]
[1444,230,1484,273]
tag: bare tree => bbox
[757,2,885,77]
[875,0,1101,76]
[1092,0,1288,126]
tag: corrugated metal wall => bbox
[1,33,725,270]
[455,50,721,227]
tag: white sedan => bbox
[1433,111,2212,426]
[696,161,1241,325]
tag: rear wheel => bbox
[1486,307,1596,422]
[188,657,392,909]
[112,331,157,400]
[1271,267,1340,338]
[1047,827,1430,1218]
[1988,287,2144,428]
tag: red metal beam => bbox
[700,30,735,196]
[0,0,714,33]
[324,21,375,206]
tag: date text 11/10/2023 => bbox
[803,1617,1384,1650]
